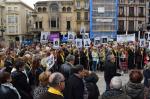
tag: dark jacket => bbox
[104,61,117,83]
[11,71,32,99]
[123,81,144,99]
[64,74,84,99]
[101,89,131,99]
[60,62,74,80]
[0,84,19,99]
[143,68,150,87]
[40,91,63,99]
[85,73,100,99]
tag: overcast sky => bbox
[21,0,46,8]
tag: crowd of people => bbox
[0,41,150,99]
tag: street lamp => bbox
[0,25,6,40]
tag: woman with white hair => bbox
[100,76,131,99]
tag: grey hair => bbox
[110,76,122,89]
[49,72,64,87]
[66,54,75,62]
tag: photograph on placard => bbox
[40,32,50,43]
[94,37,100,46]
[80,26,85,34]
[140,39,145,47]
[83,33,89,39]
[84,39,91,47]
[102,37,108,44]
[68,31,75,40]
[76,39,82,48]
[53,38,60,48]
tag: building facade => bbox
[30,0,90,41]
[118,0,147,37]
[0,0,33,43]
[90,0,118,39]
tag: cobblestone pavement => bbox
[96,71,129,95]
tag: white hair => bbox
[110,76,122,89]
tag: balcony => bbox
[29,27,44,32]
[138,14,145,17]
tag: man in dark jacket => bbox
[0,71,20,99]
[64,65,85,99]
[60,54,75,80]
[40,72,65,99]
[104,54,119,91]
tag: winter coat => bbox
[84,73,100,99]
[0,84,19,99]
[123,81,144,99]
[100,89,131,99]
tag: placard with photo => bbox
[94,37,100,46]
[84,39,91,47]
[101,37,108,44]
[83,33,89,39]
[76,39,82,48]
[40,32,50,43]
[53,38,60,48]
[80,26,86,34]
[140,39,145,47]
[68,31,75,40]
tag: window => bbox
[84,12,88,20]
[139,0,144,3]
[76,1,80,8]
[36,22,38,28]
[43,7,47,12]
[129,7,134,16]
[51,20,56,28]
[67,21,70,30]
[8,16,18,24]
[138,7,144,17]
[128,21,134,31]
[67,7,71,12]
[119,0,124,3]
[84,0,89,9]
[50,4,59,12]
[77,12,81,20]
[62,7,66,12]
[119,7,124,16]
[38,7,42,12]
[14,7,18,11]
[39,21,42,29]
[8,26,16,33]
[118,20,124,31]
[8,7,12,12]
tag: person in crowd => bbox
[0,71,21,99]
[0,52,5,69]
[84,70,100,99]
[101,76,131,99]
[4,51,15,73]
[143,62,150,99]
[40,72,65,99]
[91,47,99,71]
[56,50,65,71]
[104,54,120,91]
[11,58,32,99]
[33,71,51,99]
[80,48,89,69]
[123,70,144,99]
[64,64,85,99]
[135,48,144,69]
[28,56,44,89]
[60,54,75,80]
[128,46,135,69]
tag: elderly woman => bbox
[33,71,51,99]
[123,70,144,99]
[101,76,131,99]
[40,72,65,99]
